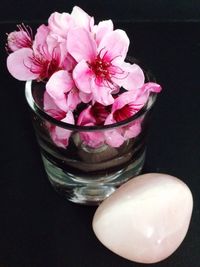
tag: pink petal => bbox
[7,30,32,51]
[63,110,75,124]
[34,26,65,63]
[77,106,96,126]
[71,6,94,31]
[112,90,137,112]
[142,82,162,93]
[7,48,38,81]
[93,20,114,45]
[48,12,73,38]
[62,52,77,71]
[45,34,69,67]
[98,29,129,62]
[134,89,151,108]
[79,91,93,103]
[46,70,74,111]
[105,128,125,147]
[51,111,74,148]
[43,91,66,120]
[65,88,81,111]
[33,24,50,53]
[133,82,162,109]
[73,60,93,94]
[104,114,125,147]
[113,62,145,91]
[79,123,105,148]
[91,80,114,106]
[123,120,142,139]
[67,28,97,62]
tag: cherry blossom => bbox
[67,27,145,106]
[104,82,162,147]
[43,91,74,148]
[6,24,67,81]
[6,6,162,149]
[6,24,33,52]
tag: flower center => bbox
[90,54,111,80]
[113,104,135,122]
[30,53,61,81]
[91,102,111,125]
[89,49,126,90]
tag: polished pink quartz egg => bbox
[92,173,193,264]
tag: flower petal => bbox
[123,120,142,139]
[132,82,162,110]
[62,52,76,71]
[79,91,93,103]
[65,88,81,111]
[80,128,105,148]
[91,80,114,106]
[142,82,162,93]
[77,105,96,126]
[104,114,125,147]
[43,91,66,120]
[46,70,74,111]
[105,129,125,147]
[98,29,129,62]
[48,12,72,38]
[67,28,97,62]
[93,20,114,45]
[71,6,94,31]
[73,60,93,94]
[7,48,38,81]
[113,62,145,91]
[51,111,74,148]
[111,90,137,112]
[33,24,50,53]
[7,30,32,52]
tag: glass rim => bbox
[25,80,157,132]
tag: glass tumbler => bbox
[25,81,157,205]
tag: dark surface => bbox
[1,1,200,22]
[1,21,200,267]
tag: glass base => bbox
[42,151,146,205]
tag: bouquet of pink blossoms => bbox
[6,6,161,148]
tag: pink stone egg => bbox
[92,173,193,264]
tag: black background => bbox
[1,0,200,22]
[1,1,200,267]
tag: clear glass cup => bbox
[25,80,157,205]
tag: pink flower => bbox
[43,91,75,148]
[6,24,33,52]
[67,27,145,106]
[6,6,163,151]
[25,24,68,80]
[76,103,110,148]
[111,82,162,122]
[6,24,68,81]
[104,82,162,147]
